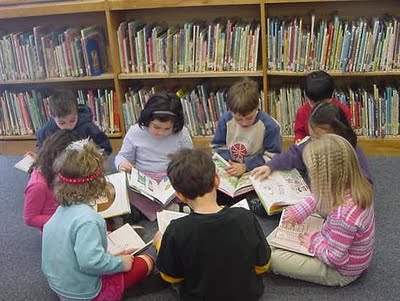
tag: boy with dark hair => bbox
[154,148,271,300]
[211,78,281,177]
[294,70,351,142]
[35,89,112,155]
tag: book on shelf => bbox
[250,169,311,215]
[14,154,35,173]
[212,152,254,198]
[107,223,153,256]
[128,168,175,206]
[266,209,325,257]
[96,172,131,219]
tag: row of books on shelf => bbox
[121,84,265,137]
[0,88,119,136]
[267,15,400,73]
[268,84,400,137]
[117,19,260,74]
[0,25,108,81]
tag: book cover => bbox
[250,169,311,215]
[96,172,131,219]
[128,168,175,206]
[212,152,253,198]
[14,154,35,173]
[267,209,325,256]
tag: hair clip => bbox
[67,138,90,151]
[153,110,176,116]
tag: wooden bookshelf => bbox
[1,0,400,156]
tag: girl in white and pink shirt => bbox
[270,134,375,286]
[24,129,80,233]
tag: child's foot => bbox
[248,199,267,217]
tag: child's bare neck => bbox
[188,191,222,214]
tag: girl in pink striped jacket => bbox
[270,134,375,286]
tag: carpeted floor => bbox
[0,155,398,301]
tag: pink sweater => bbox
[24,169,58,233]
[288,195,375,278]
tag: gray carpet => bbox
[0,155,398,301]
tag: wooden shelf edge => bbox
[0,0,105,19]
[0,73,115,85]
[0,132,122,141]
[264,0,365,3]
[109,0,259,10]
[267,70,400,77]
[119,71,263,80]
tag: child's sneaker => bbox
[248,199,267,217]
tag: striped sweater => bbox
[288,195,375,278]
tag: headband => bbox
[58,169,102,184]
[153,110,176,116]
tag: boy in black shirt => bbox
[154,149,271,300]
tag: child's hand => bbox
[119,161,134,172]
[225,161,246,176]
[115,248,138,256]
[25,151,36,159]
[299,232,312,249]
[120,254,134,271]
[282,209,297,225]
[252,165,271,180]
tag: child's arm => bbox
[74,221,125,275]
[23,182,53,230]
[308,210,359,269]
[294,108,308,142]
[265,140,308,173]
[252,215,272,274]
[114,127,137,171]
[211,115,231,161]
[286,196,317,224]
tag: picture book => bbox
[212,153,254,198]
[156,210,188,234]
[128,168,175,206]
[14,154,35,173]
[267,209,325,256]
[96,172,131,219]
[107,223,153,256]
[231,198,250,210]
[250,169,311,215]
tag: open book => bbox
[14,154,35,173]
[250,169,311,215]
[267,209,325,256]
[96,172,131,219]
[212,153,253,198]
[128,168,175,206]
[157,210,188,234]
[107,223,153,256]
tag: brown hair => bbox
[53,140,106,206]
[31,129,80,185]
[167,149,215,200]
[227,78,260,115]
[49,89,78,118]
[303,134,373,215]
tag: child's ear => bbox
[175,191,189,204]
[214,174,220,188]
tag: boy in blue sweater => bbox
[36,89,112,155]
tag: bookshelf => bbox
[1,0,400,156]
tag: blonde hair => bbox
[302,134,373,215]
[53,140,106,206]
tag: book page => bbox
[267,210,324,256]
[250,169,310,214]
[157,210,188,234]
[97,172,131,219]
[107,223,146,255]
[212,153,239,196]
[153,176,176,205]
[129,168,158,200]
[231,199,250,210]
[14,154,35,173]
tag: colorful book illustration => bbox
[267,209,325,256]
[156,210,188,234]
[250,169,311,215]
[14,154,35,173]
[212,152,254,198]
[107,223,152,256]
[96,172,131,219]
[128,168,175,206]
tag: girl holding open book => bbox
[114,92,193,221]
[270,134,375,286]
[42,139,154,301]
[250,102,373,216]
